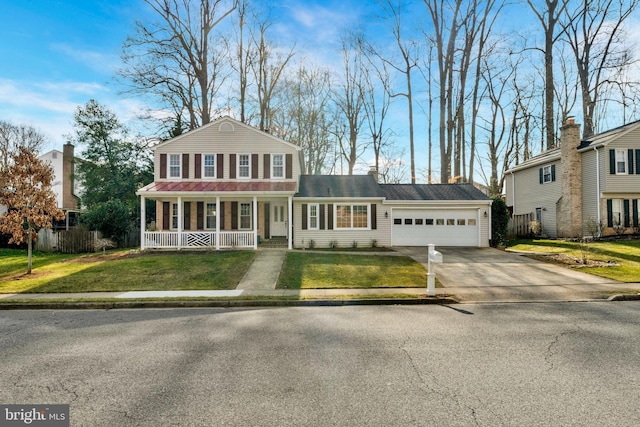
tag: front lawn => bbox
[0,249,255,293]
[277,252,428,289]
[507,239,640,282]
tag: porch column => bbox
[288,195,293,250]
[177,196,182,250]
[215,196,220,250]
[253,196,258,249]
[140,196,146,250]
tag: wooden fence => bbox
[36,228,98,253]
[508,212,535,238]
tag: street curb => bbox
[607,293,640,301]
[0,297,459,310]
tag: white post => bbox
[140,196,146,250]
[215,196,220,250]
[177,196,182,250]
[287,196,293,250]
[427,243,436,297]
[253,196,258,249]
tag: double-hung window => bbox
[542,165,552,183]
[308,204,319,230]
[615,149,627,174]
[169,154,181,178]
[238,154,250,178]
[272,154,284,178]
[171,203,179,229]
[240,202,252,229]
[205,203,216,229]
[611,199,624,226]
[335,204,368,229]
[203,154,216,178]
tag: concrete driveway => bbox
[395,247,638,302]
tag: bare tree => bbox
[333,35,368,174]
[0,121,47,174]
[527,0,570,150]
[564,0,640,138]
[120,0,237,130]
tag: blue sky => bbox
[0,0,371,153]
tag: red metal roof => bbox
[139,181,297,193]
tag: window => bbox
[203,154,216,178]
[240,202,252,229]
[468,219,477,226]
[171,203,179,229]
[426,219,434,225]
[238,154,250,178]
[436,219,444,225]
[169,154,181,178]
[335,204,368,229]
[457,219,466,225]
[404,218,413,225]
[205,203,216,229]
[542,165,552,183]
[308,204,319,230]
[415,218,423,225]
[447,219,455,225]
[272,154,284,178]
[611,199,623,226]
[615,149,627,174]
[394,218,402,225]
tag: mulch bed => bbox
[526,253,618,268]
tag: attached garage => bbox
[392,208,480,246]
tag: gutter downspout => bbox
[510,171,515,214]
[594,146,601,237]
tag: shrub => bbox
[329,240,338,249]
[80,200,131,246]
[491,197,509,246]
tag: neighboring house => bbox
[38,143,82,230]
[136,116,492,250]
[505,118,640,238]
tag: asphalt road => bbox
[1,303,639,426]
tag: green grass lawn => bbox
[277,252,428,289]
[508,239,640,282]
[0,249,255,293]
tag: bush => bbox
[491,197,509,247]
[80,200,131,246]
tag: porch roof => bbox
[137,180,297,196]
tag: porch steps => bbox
[260,238,288,248]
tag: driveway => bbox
[395,247,638,302]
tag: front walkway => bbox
[236,248,286,291]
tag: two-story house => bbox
[505,118,640,238]
[137,116,492,250]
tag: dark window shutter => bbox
[633,199,639,227]
[217,154,224,178]
[231,202,238,230]
[539,167,543,184]
[264,154,270,179]
[182,154,189,179]
[371,204,377,230]
[319,204,325,230]
[328,204,333,230]
[264,203,270,237]
[197,202,204,229]
[163,201,170,229]
[195,154,202,179]
[160,154,167,179]
[624,199,630,227]
[607,199,613,227]
[286,154,293,179]
[629,150,635,175]
[183,202,191,230]
[302,204,308,230]
[636,150,640,175]
[609,149,616,174]
[230,154,236,179]
[551,164,556,182]
[220,202,225,230]
[252,154,259,179]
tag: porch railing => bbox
[143,231,255,249]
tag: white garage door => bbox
[392,209,479,246]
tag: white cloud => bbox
[50,43,120,74]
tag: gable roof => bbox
[295,175,382,198]
[381,183,490,201]
[152,116,302,152]
[578,119,640,150]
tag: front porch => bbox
[139,195,293,250]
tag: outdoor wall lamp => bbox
[385,211,389,218]
[483,210,488,218]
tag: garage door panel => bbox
[392,209,478,246]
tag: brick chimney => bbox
[62,143,78,210]
[556,117,582,237]
[368,166,379,183]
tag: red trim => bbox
[142,181,297,193]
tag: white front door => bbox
[271,203,287,237]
